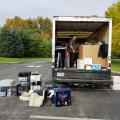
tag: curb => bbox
[112,71,120,76]
[0,62,20,64]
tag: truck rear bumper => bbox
[52,69,112,85]
[54,78,113,85]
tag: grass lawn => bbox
[112,60,120,72]
[0,57,51,63]
[0,57,120,72]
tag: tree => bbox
[1,16,52,58]
[5,16,52,41]
[37,17,52,40]
[0,27,24,57]
[105,2,120,25]
[105,2,120,58]
[112,25,120,57]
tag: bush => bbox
[0,27,24,58]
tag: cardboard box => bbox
[84,58,92,65]
[78,45,108,67]
[77,59,84,69]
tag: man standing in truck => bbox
[68,35,77,67]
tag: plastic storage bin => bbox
[92,64,101,70]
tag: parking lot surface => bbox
[0,60,120,120]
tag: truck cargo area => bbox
[52,17,112,86]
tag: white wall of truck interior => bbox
[52,17,112,69]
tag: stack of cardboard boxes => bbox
[77,45,108,69]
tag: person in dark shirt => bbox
[98,41,108,58]
[68,36,77,67]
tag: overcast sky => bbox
[0,0,117,25]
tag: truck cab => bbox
[52,16,113,87]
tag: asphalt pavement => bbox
[0,60,120,120]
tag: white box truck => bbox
[52,16,113,87]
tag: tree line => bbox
[105,1,120,58]
[0,16,52,58]
[0,2,120,58]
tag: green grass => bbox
[0,57,51,63]
[112,60,120,72]
[0,57,119,72]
